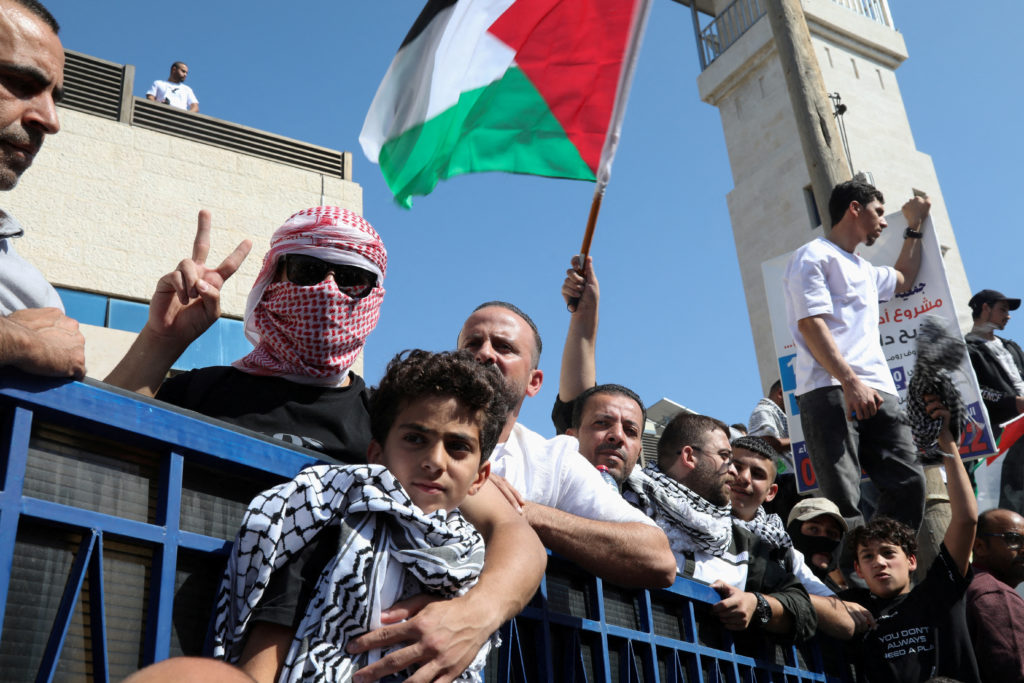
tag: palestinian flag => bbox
[360,0,651,208]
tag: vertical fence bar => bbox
[0,406,33,638]
[145,449,184,664]
[36,531,99,683]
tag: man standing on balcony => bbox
[146,61,199,112]
[0,0,86,380]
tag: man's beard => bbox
[690,455,731,507]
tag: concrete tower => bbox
[681,0,972,388]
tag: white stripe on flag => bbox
[361,0,516,163]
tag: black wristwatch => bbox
[904,226,923,239]
[753,592,772,625]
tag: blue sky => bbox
[44,1,1024,434]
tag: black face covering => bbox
[789,527,841,574]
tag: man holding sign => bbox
[783,180,931,534]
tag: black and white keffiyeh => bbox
[212,464,491,682]
[904,315,974,465]
[622,464,733,557]
[735,506,792,551]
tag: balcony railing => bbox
[0,372,851,681]
[59,49,349,179]
[696,0,894,70]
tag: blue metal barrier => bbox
[0,372,850,681]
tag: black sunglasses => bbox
[282,254,377,297]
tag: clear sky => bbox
[43,1,1024,434]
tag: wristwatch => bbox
[753,592,772,625]
[904,226,923,239]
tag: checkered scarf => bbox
[233,207,387,386]
[735,506,792,550]
[904,315,973,465]
[212,464,490,682]
[622,464,733,557]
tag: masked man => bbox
[106,206,384,463]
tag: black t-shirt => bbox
[841,544,980,683]
[156,366,372,464]
[551,394,575,435]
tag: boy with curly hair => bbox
[213,350,516,682]
[841,395,980,682]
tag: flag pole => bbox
[568,0,652,309]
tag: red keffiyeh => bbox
[233,207,387,386]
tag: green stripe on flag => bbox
[379,66,595,208]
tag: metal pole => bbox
[765,0,850,229]
[690,1,706,71]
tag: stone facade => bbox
[6,107,361,318]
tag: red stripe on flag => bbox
[488,0,636,174]
[998,413,1024,456]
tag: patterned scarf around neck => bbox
[735,506,792,551]
[212,464,491,682]
[623,464,733,557]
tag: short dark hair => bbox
[768,379,782,395]
[656,413,728,472]
[369,349,511,462]
[828,180,884,227]
[731,436,777,482]
[846,515,917,560]
[172,61,187,70]
[471,301,543,368]
[571,384,646,430]
[10,0,59,33]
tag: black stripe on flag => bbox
[401,0,458,49]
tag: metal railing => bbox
[0,372,851,681]
[696,0,894,71]
[828,0,892,27]
[697,0,767,69]
[59,50,348,179]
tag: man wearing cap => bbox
[786,498,849,594]
[783,179,930,534]
[965,289,1024,514]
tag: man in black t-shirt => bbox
[105,206,386,463]
[841,395,979,682]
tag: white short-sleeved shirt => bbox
[783,237,898,396]
[146,80,199,110]
[489,422,657,526]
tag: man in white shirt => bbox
[457,301,676,588]
[783,179,930,534]
[146,62,199,112]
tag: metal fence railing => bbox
[0,372,851,681]
[695,0,894,71]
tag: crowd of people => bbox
[0,2,1021,682]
